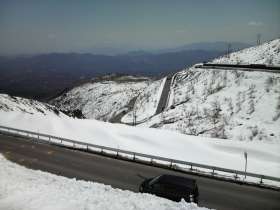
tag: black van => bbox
[139,174,199,203]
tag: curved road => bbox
[155,75,173,115]
[0,134,279,210]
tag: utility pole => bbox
[244,151,248,179]
[227,43,232,58]
[133,108,136,126]
[257,34,261,45]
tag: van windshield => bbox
[149,176,161,186]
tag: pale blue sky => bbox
[0,0,279,54]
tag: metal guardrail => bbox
[0,125,280,186]
[195,63,280,74]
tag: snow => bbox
[51,39,280,142]
[0,39,280,193]
[212,38,280,65]
[0,94,67,118]
[51,75,149,121]
[0,96,279,181]
[138,39,280,142]
[122,77,166,123]
[0,155,209,210]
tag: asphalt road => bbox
[0,134,279,210]
[155,75,173,115]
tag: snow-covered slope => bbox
[137,39,280,142]
[50,39,280,142]
[212,39,280,65]
[122,77,166,123]
[0,94,68,118]
[51,75,150,122]
[0,155,207,210]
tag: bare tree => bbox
[227,43,232,58]
[132,108,137,126]
[227,98,234,116]
[235,91,242,113]
[273,95,280,121]
[265,76,273,92]
[257,33,261,45]
[247,99,255,115]
[247,85,256,115]
[222,71,228,87]
[210,99,222,125]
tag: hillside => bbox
[51,39,280,142]
[125,39,280,142]
[0,94,68,118]
[51,75,150,121]
[212,39,280,65]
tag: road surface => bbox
[155,75,173,115]
[0,134,279,210]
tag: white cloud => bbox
[248,21,263,27]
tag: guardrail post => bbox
[116,150,119,157]
[73,142,75,148]
[190,165,193,171]
[86,145,88,151]
[48,136,51,142]
[234,173,238,180]
[61,139,62,144]
[169,160,173,168]
[150,158,153,165]
[133,153,136,161]
[260,176,264,184]
[212,168,215,175]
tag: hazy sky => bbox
[0,0,279,55]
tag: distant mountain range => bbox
[0,41,251,100]
[85,41,251,55]
[152,41,251,54]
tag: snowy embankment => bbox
[0,101,279,181]
[0,155,208,210]
[122,77,166,123]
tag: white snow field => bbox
[0,155,209,210]
[0,94,279,181]
[138,39,280,142]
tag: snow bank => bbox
[0,108,279,179]
[0,155,209,210]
